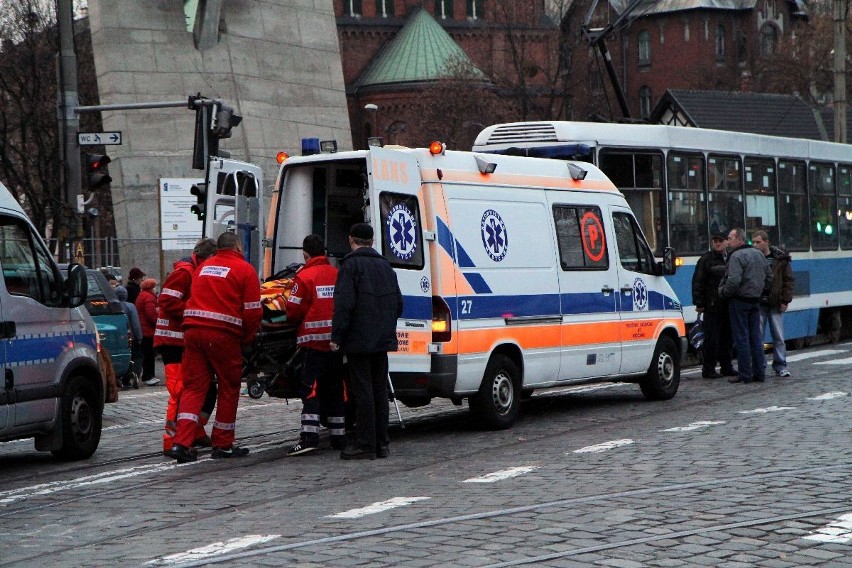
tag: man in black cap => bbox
[691,232,736,378]
[330,223,403,460]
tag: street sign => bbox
[78,131,122,146]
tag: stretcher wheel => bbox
[247,380,265,399]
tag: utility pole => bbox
[57,0,82,246]
[834,0,848,143]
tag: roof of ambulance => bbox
[279,147,617,191]
[0,182,26,216]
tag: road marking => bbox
[326,497,430,519]
[808,391,848,401]
[147,535,280,565]
[786,349,846,362]
[803,512,852,543]
[660,420,726,432]
[738,406,796,414]
[815,356,852,366]
[463,466,538,483]
[572,439,633,454]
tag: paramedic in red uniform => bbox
[285,235,346,456]
[168,232,262,462]
[155,237,218,456]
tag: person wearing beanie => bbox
[115,285,143,389]
[331,223,403,460]
[126,267,145,304]
[135,278,160,385]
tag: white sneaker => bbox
[777,369,791,377]
[143,377,160,386]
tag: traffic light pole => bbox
[57,0,82,245]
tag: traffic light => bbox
[213,104,242,139]
[190,182,207,221]
[85,153,112,190]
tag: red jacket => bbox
[135,289,158,339]
[285,256,337,351]
[154,254,200,349]
[182,249,262,345]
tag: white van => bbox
[266,144,686,428]
[0,182,103,459]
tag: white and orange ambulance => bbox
[265,142,686,428]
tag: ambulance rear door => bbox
[549,198,622,379]
[366,147,432,374]
[609,205,662,374]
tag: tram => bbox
[473,121,852,345]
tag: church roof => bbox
[356,8,484,89]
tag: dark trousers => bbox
[702,310,734,374]
[728,298,766,381]
[141,336,155,380]
[298,349,346,446]
[346,352,389,452]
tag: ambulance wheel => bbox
[640,336,680,401]
[51,375,102,460]
[247,380,265,399]
[470,355,520,430]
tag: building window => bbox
[344,0,362,16]
[638,30,651,65]
[376,0,394,17]
[639,86,652,118]
[435,0,453,19]
[466,0,481,19]
[761,23,778,56]
[716,25,725,59]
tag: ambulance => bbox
[264,142,686,428]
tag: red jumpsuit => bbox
[154,253,213,452]
[173,249,262,450]
[285,256,345,448]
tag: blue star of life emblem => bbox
[633,277,648,311]
[481,209,508,262]
[387,204,417,261]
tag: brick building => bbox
[334,0,563,149]
[565,0,813,121]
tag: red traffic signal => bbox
[85,153,112,190]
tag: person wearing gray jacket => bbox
[718,228,772,384]
[115,285,143,388]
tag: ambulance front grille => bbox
[485,123,558,145]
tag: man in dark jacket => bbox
[752,230,794,377]
[330,223,403,460]
[719,228,772,384]
[691,232,736,378]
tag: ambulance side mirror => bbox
[660,247,677,275]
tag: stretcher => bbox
[242,325,301,399]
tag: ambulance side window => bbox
[553,205,609,270]
[612,212,656,274]
[0,217,63,306]
[379,192,424,269]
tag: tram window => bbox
[809,162,838,250]
[707,155,743,239]
[667,153,707,255]
[839,165,852,250]
[599,150,665,256]
[777,160,809,251]
[744,157,778,245]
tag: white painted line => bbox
[815,357,852,366]
[786,349,847,362]
[660,420,726,432]
[572,439,634,454]
[463,466,538,483]
[738,406,796,414]
[326,497,430,519]
[147,535,280,565]
[0,444,275,505]
[803,512,852,543]
[807,391,848,401]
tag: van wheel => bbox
[470,355,519,430]
[640,336,680,401]
[51,376,102,460]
